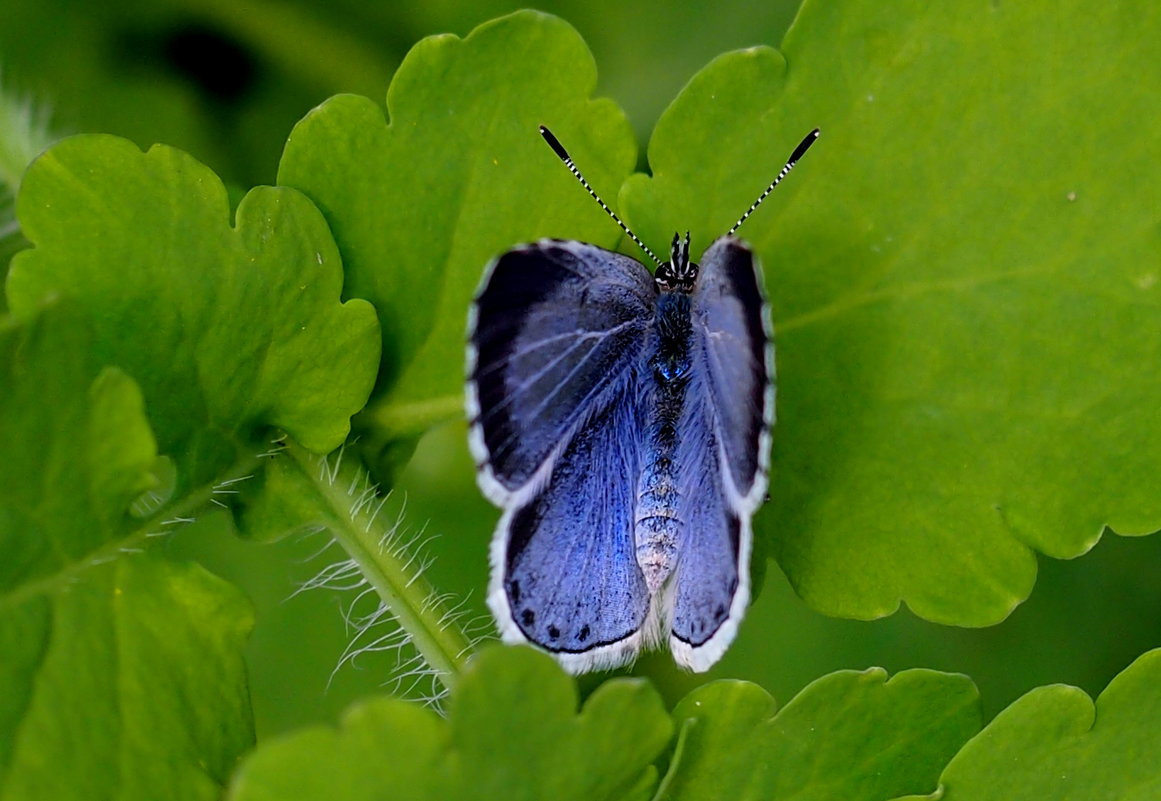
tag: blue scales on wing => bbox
[501,384,653,664]
[467,240,659,670]
[670,237,772,670]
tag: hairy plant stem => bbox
[285,439,473,691]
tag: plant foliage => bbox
[2,3,1159,799]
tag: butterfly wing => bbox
[467,240,658,672]
[670,236,773,671]
[493,381,657,672]
[690,236,773,506]
[467,240,656,501]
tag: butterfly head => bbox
[655,231,698,293]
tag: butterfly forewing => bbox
[691,237,773,507]
[468,240,657,499]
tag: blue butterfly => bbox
[467,126,818,673]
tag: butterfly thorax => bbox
[635,289,694,593]
[652,292,694,382]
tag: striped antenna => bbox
[728,128,820,237]
[539,126,663,268]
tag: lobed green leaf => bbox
[277,10,637,440]
[895,649,1161,800]
[660,669,980,800]
[7,135,380,489]
[227,645,672,801]
[0,304,155,591]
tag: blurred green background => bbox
[4,0,1159,737]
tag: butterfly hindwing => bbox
[467,240,656,501]
[664,387,742,670]
[491,378,655,672]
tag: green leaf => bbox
[0,304,156,591]
[227,645,673,801]
[7,134,380,488]
[901,649,1161,800]
[0,556,255,801]
[0,305,254,801]
[277,10,637,440]
[659,669,980,801]
[621,0,1161,624]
